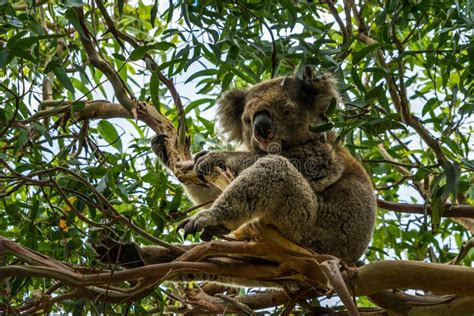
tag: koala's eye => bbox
[283,109,291,116]
[243,117,251,125]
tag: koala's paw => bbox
[151,134,169,167]
[193,151,228,177]
[177,210,230,241]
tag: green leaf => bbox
[309,122,334,133]
[169,190,183,211]
[442,161,460,210]
[129,45,153,61]
[10,47,36,63]
[430,186,443,233]
[352,43,390,64]
[351,67,365,92]
[112,53,126,61]
[17,128,29,148]
[185,98,215,113]
[97,120,122,152]
[0,49,9,68]
[118,0,124,15]
[232,67,257,84]
[0,108,6,123]
[53,66,75,93]
[226,45,239,63]
[142,172,161,186]
[222,72,233,90]
[185,69,217,84]
[151,0,159,27]
[422,98,439,117]
[16,34,66,48]
[64,8,87,39]
[326,97,337,116]
[6,31,28,48]
[181,2,191,28]
[154,41,176,51]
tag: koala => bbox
[153,67,376,264]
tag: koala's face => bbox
[217,71,339,153]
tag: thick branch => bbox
[351,260,474,296]
[3,230,474,313]
[0,261,294,287]
[0,236,71,271]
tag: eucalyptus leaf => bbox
[97,120,122,152]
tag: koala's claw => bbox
[176,217,194,239]
[177,215,205,239]
[151,134,169,166]
[193,150,211,181]
[177,212,230,241]
[193,151,227,177]
[200,225,231,241]
[193,150,209,162]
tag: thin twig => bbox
[450,238,474,265]
[363,158,433,170]
[374,175,412,191]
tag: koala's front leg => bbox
[180,155,319,243]
[193,151,262,178]
[151,134,221,207]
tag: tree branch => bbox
[350,260,474,296]
[74,8,135,111]
[356,33,447,166]
[2,232,474,313]
[93,0,189,158]
[327,2,349,45]
[377,199,474,218]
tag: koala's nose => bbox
[253,110,275,142]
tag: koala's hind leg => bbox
[182,155,319,244]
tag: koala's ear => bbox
[217,89,247,142]
[315,74,340,115]
[298,65,316,85]
[297,69,339,115]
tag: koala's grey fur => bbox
[154,68,376,264]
